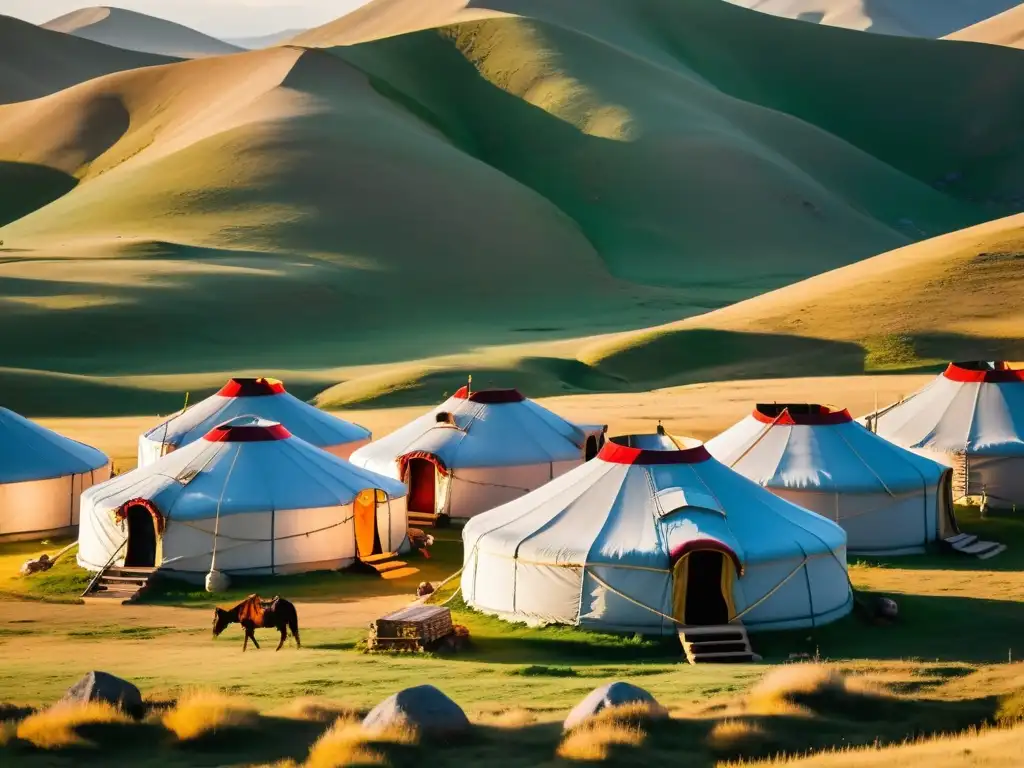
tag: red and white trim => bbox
[599,438,711,466]
[752,404,853,426]
[943,362,1024,383]
[217,378,287,397]
[203,422,291,443]
[453,386,525,404]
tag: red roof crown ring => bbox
[217,377,286,397]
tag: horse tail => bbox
[288,603,300,648]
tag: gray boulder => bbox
[362,684,469,737]
[60,671,143,717]
[563,681,664,730]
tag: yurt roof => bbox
[87,417,405,521]
[0,407,109,484]
[867,362,1024,456]
[141,377,370,450]
[352,386,594,471]
[706,403,946,492]
[463,433,846,574]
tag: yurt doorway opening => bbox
[124,505,157,568]
[673,551,732,626]
[407,459,436,514]
[354,489,383,559]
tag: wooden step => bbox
[683,640,750,654]
[688,651,760,663]
[408,513,441,528]
[360,552,399,565]
[379,566,420,580]
[679,623,757,665]
[369,559,410,574]
[944,533,977,546]
[100,575,151,584]
[977,544,1007,560]
[955,539,999,554]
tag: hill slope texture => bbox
[43,6,243,58]
[947,5,1024,48]
[0,14,171,105]
[3,0,1024,413]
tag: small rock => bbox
[60,671,143,718]
[362,684,469,737]
[563,682,664,731]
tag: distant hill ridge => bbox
[43,6,242,58]
[946,5,1024,48]
[726,0,1021,38]
[0,13,172,105]
[2,0,1024,413]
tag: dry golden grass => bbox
[304,715,418,768]
[277,697,361,723]
[743,664,875,717]
[709,718,768,751]
[557,702,664,761]
[726,724,1024,767]
[15,700,130,748]
[475,707,538,728]
[161,690,258,741]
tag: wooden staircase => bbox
[407,512,444,528]
[678,624,760,664]
[82,566,156,604]
[359,553,419,581]
[943,532,1006,560]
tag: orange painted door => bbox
[354,489,378,559]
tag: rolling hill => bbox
[0,13,171,105]
[726,0,1020,37]
[226,29,310,49]
[43,6,243,58]
[946,5,1024,48]
[3,0,1024,414]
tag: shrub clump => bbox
[161,691,258,741]
[15,701,130,749]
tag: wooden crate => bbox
[368,605,454,651]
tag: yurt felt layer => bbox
[461,433,852,634]
[138,377,369,467]
[0,408,112,539]
[865,362,1024,508]
[707,404,956,554]
[80,417,407,576]
[351,389,604,519]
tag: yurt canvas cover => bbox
[138,378,370,467]
[865,362,1024,508]
[461,434,852,634]
[81,417,408,577]
[351,386,605,520]
[706,404,957,555]
[0,408,112,541]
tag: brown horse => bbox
[212,594,300,651]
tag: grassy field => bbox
[2,412,1024,765]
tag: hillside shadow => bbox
[0,162,77,227]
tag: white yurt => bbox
[705,404,958,555]
[350,386,605,521]
[79,417,408,577]
[138,377,371,468]
[864,362,1024,509]
[461,433,852,634]
[0,408,112,541]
